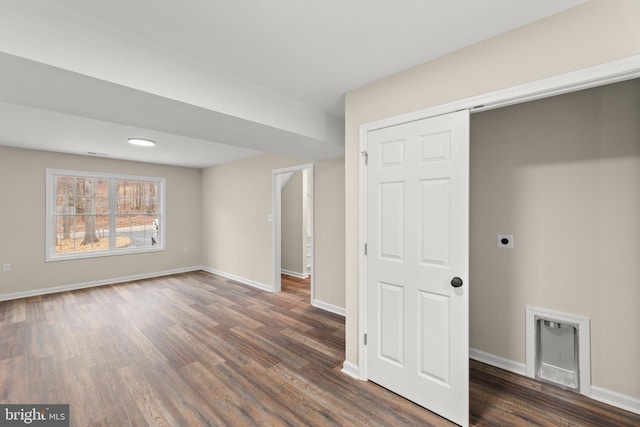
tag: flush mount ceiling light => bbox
[128,138,155,147]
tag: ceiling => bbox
[0,0,588,168]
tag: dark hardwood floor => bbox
[1,271,638,426]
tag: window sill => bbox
[46,245,166,262]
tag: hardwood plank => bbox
[239,301,313,333]
[0,320,29,360]
[204,302,265,330]
[117,363,184,427]
[229,326,310,370]
[179,361,264,426]
[237,359,357,426]
[270,363,375,426]
[0,270,638,426]
[279,327,344,363]
[0,356,26,403]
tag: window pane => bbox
[115,215,131,248]
[56,196,74,213]
[78,215,106,252]
[147,197,158,214]
[141,216,159,247]
[95,179,109,214]
[48,170,164,260]
[54,215,109,254]
[117,181,131,213]
[116,180,157,214]
[76,197,92,214]
[115,214,158,249]
[56,177,75,212]
[95,197,108,214]
[56,177,74,196]
[54,215,76,254]
[148,217,160,246]
[95,215,109,238]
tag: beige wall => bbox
[201,153,345,309]
[314,157,345,308]
[0,146,202,296]
[345,0,640,397]
[470,79,640,398]
[0,146,345,311]
[201,154,306,285]
[282,170,305,275]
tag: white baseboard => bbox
[312,298,345,317]
[591,386,640,416]
[281,269,309,279]
[202,267,345,317]
[0,266,202,302]
[341,361,361,380]
[201,266,274,292]
[470,347,640,416]
[470,347,526,376]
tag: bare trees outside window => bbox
[47,170,164,261]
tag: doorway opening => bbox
[281,273,312,296]
[272,163,314,302]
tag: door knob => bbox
[451,277,463,288]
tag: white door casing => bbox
[272,163,314,296]
[364,110,470,426]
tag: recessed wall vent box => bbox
[526,307,591,395]
[536,318,579,390]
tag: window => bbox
[46,169,165,261]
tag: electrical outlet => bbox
[183,246,190,253]
[2,264,10,272]
[497,234,514,248]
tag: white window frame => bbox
[46,168,166,262]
